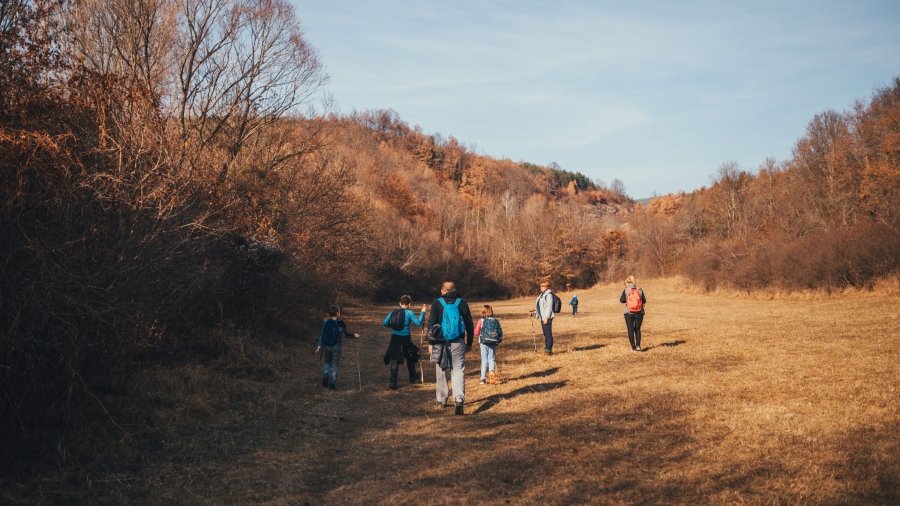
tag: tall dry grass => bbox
[5,278,897,504]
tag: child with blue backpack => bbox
[315,305,360,390]
[474,304,503,385]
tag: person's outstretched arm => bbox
[410,307,426,327]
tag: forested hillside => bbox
[633,78,900,290]
[323,110,632,300]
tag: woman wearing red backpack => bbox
[619,275,647,352]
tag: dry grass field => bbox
[10,278,898,505]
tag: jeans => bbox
[480,344,496,380]
[541,319,554,351]
[322,345,341,386]
[624,313,644,349]
[435,340,466,403]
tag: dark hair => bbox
[327,305,340,317]
[399,295,412,306]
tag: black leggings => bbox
[624,313,644,349]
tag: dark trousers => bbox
[624,313,644,349]
[390,357,417,385]
[541,319,554,351]
[388,334,418,386]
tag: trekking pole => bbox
[355,337,362,391]
[419,326,426,384]
[529,315,537,353]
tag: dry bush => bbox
[678,222,899,291]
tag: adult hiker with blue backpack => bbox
[532,280,561,355]
[426,281,474,415]
[619,275,647,352]
[382,295,427,389]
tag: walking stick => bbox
[419,326,426,384]
[529,314,537,353]
[355,338,362,391]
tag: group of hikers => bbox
[315,276,647,415]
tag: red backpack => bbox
[626,286,644,313]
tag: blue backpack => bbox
[480,317,502,345]
[438,298,464,341]
[320,320,343,347]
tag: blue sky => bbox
[293,0,900,198]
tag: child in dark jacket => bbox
[316,305,359,389]
[569,294,579,316]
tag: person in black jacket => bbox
[428,281,474,415]
[619,275,647,352]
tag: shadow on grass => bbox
[573,344,605,352]
[831,421,900,504]
[644,339,687,351]
[507,367,560,382]
[470,380,569,414]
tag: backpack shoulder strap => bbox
[438,298,448,308]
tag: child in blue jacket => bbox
[316,305,359,389]
[569,294,579,316]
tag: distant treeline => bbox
[631,78,900,290]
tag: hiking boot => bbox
[328,383,336,390]
[544,349,553,356]
[455,402,464,415]
[322,376,329,387]
[389,383,398,390]
[636,346,642,352]
[479,380,486,385]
